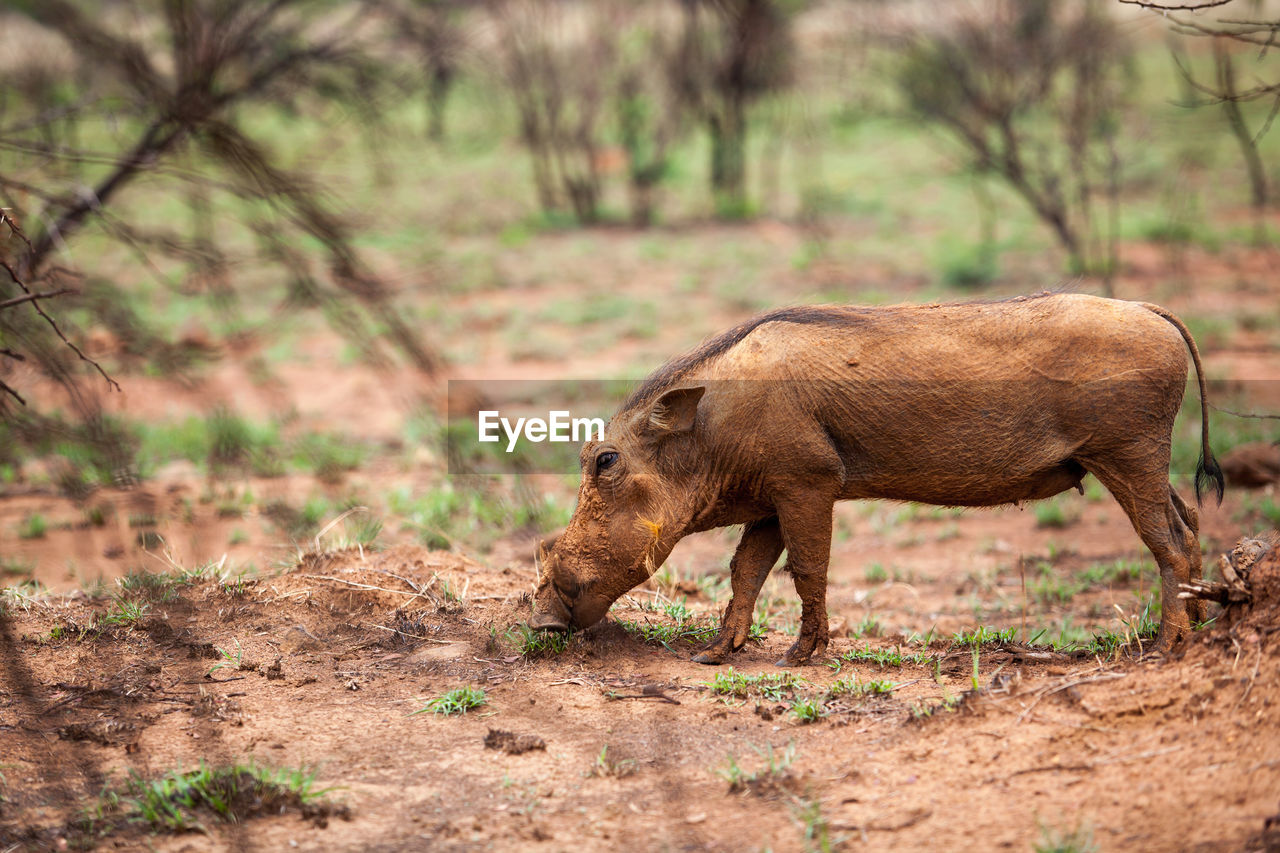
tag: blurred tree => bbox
[490,0,607,222]
[0,0,440,484]
[380,0,473,142]
[491,0,691,226]
[1124,0,1278,238]
[897,0,1132,291]
[615,15,688,226]
[673,0,796,218]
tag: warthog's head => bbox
[529,386,706,632]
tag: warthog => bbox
[530,293,1223,665]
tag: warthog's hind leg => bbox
[1085,457,1196,653]
[692,518,784,665]
[1169,485,1206,624]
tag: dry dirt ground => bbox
[2,527,1280,853]
[3,235,1280,851]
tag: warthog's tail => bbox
[1141,302,1225,505]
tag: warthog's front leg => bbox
[692,517,783,665]
[775,494,836,667]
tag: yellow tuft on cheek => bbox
[534,540,549,590]
[636,517,663,544]
[636,516,664,577]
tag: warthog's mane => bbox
[620,304,871,412]
[620,293,1064,414]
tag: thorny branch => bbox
[1117,0,1236,10]
[0,0,443,417]
[1,211,121,404]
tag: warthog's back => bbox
[685,293,1190,506]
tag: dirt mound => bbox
[484,728,547,755]
[1184,532,1280,641]
[1220,442,1280,488]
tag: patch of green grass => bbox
[292,432,367,484]
[0,579,44,615]
[847,613,882,638]
[207,640,243,677]
[789,695,826,724]
[1034,822,1098,853]
[100,596,151,628]
[790,794,840,853]
[752,594,800,637]
[1258,495,1280,527]
[862,563,887,584]
[18,513,47,540]
[934,237,998,290]
[703,668,807,703]
[951,625,1017,647]
[827,645,934,671]
[507,623,570,658]
[388,482,563,553]
[1033,498,1080,529]
[411,686,487,716]
[615,599,721,650]
[826,675,896,699]
[1,558,34,578]
[116,564,213,601]
[83,761,339,834]
[716,741,796,793]
[317,509,383,551]
[137,415,370,482]
[207,407,266,472]
[1078,558,1143,586]
[1032,599,1160,657]
[909,691,963,719]
[588,745,637,779]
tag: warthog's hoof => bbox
[691,636,733,665]
[776,633,828,667]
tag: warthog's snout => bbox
[530,554,572,632]
[527,609,569,632]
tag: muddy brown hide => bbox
[530,293,1223,666]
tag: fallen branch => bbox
[1178,579,1251,605]
[1000,744,1185,780]
[1014,671,1128,724]
[301,574,425,598]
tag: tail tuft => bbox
[1195,451,1225,506]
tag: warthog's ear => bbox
[648,386,705,434]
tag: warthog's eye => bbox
[595,450,619,472]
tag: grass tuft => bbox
[507,623,570,657]
[1034,821,1098,853]
[788,695,826,724]
[411,686,487,716]
[703,668,806,703]
[827,675,896,699]
[589,745,637,779]
[82,761,341,835]
[717,741,796,795]
[18,513,48,540]
[950,625,1017,647]
[827,645,934,671]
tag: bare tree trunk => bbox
[1103,134,1121,298]
[1215,39,1269,242]
[710,95,747,216]
[427,62,452,142]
